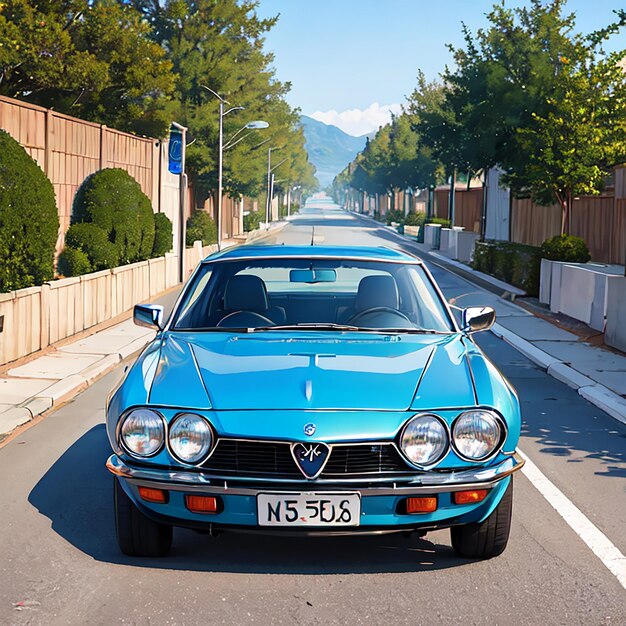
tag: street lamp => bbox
[201,85,268,249]
[266,146,282,223]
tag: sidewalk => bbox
[0,317,157,438]
[370,216,626,425]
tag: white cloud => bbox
[309,102,402,137]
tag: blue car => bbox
[106,245,524,559]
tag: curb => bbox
[0,336,154,439]
[492,322,626,425]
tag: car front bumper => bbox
[106,452,524,533]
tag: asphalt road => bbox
[0,201,624,625]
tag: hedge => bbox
[540,234,590,263]
[152,212,173,257]
[0,130,59,291]
[72,168,155,264]
[243,210,263,232]
[65,223,118,270]
[473,240,541,295]
[57,247,92,277]
[186,210,217,246]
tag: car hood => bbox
[148,331,477,411]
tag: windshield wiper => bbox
[370,327,453,334]
[254,323,362,332]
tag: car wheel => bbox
[114,478,173,557]
[450,478,513,559]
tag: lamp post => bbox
[266,146,282,223]
[201,85,268,249]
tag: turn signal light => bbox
[138,487,168,504]
[453,489,489,505]
[185,495,219,514]
[406,496,438,514]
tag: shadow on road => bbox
[29,425,469,574]
[474,333,626,479]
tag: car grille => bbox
[201,439,412,479]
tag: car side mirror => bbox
[134,304,164,331]
[462,306,496,334]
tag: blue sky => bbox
[255,0,625,135]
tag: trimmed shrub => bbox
[186,210,217,246]
[472,240,541,295]
[65,223,118,270]
[386,209,405,225]
[152,212,173,257]
[57,247,92,277]
[72,168,155,264]
[405,211,426,227]
[427,217,452,228]
[540,234,591,263]
[243,210,263,232]
[0,130,59,291]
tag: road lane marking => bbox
[518,448,626,590]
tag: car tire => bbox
[450,478,513,560]
[114,478,173,557]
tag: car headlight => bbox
[452,410,503,461]
[168,413,213,464]
[400,414,448,466]
[120,409,164,457]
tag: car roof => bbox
[202,245,422,264]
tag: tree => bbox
[432,0,626,233]
[0,0,175,137]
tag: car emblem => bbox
[291,442,330,479]
[303,422,316,436]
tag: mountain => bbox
[300,115,367,189]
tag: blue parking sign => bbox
[168,127,183,175]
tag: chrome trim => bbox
[106,452,525,495]
[289,441,331,479]
[450,410,508,464]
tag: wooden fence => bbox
[434,188,483,232]
[511,191,626,265]
[0,243,217,367]
[0,95,159,254]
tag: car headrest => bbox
[356,275,399,312]
[224,275,269,312]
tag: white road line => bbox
[518,448,626,590]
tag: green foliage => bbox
[57,247,92,277]
[243,210,263,232]
[386,209,405,225]
[473,241,541,295]
[415,1,626,234]
[404,212,426,227]
[0,0,175,137]
[540,235,591,263]
[73,168,155,264]
[186,211,217,246]
[427,217,452,228]
[0,130,59,291]
[65,222,118,270]
[152,213,173,257]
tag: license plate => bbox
[257,492,361,527]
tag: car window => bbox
[171,258,454,332]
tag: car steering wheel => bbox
[217,311,274,328]
[346,306,413,327]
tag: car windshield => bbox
[172,257,454,333]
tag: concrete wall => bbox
[606,277,626,352]
[485,168,510,241]
[0,243,217,367]
[539,260,624,333]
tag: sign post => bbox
[169,123,187,283]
